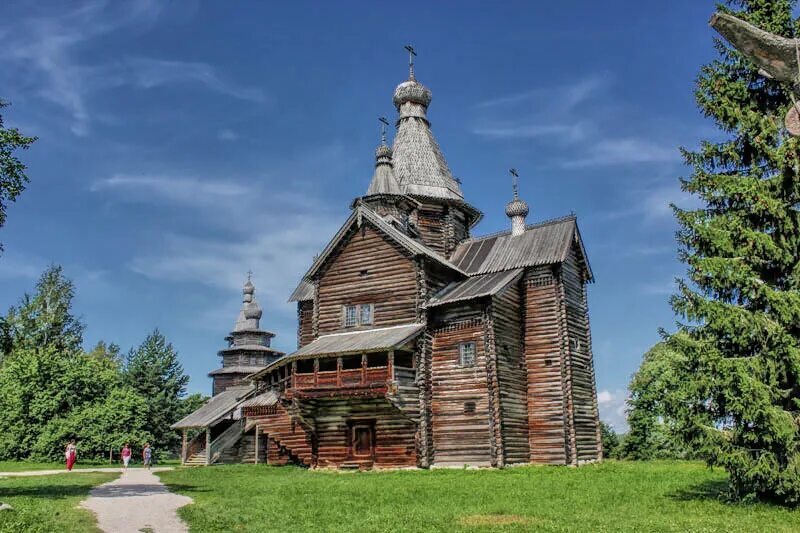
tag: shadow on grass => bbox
[668,479,729,503]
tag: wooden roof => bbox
[450,215,593,281]
[170,385,253,429]
[425,268,524,308]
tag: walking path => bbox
[0,467,193,532]
[80,468,193,533]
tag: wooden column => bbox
[313,359,319,386]
[291,361,297,389]
[337,357,343,387]
[254,425,260,464]
[361,353,367,384]
[205,428,211,466]
[388,350,395,383]
[181,429,187,465]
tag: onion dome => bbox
[505,197,529,218]
[393,79,432,110]
[367,136,402,195]
[234,274,263,332]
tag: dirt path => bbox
[79,468,193,533]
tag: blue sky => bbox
[1,0,725,431]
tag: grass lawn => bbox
[0,472,118,533]
[159,461,798,532]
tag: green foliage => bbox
[667,0,800,505]
[1,265,85,357]
[0,99,36,250]
[600,422,621,459]
[621,343,689,460]
[124,330,190,452]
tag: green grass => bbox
[0,472,118,533]
[0,459,181,472]
[159,461,798,532]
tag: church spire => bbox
[234,273,263,332]
[367,117,402,195]
[505,168,530,236]
[391,45,463,201]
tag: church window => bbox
[250,356,257,365]
[342,304,373,327]
[458,342,476,367]
[344,305,358,327]
[359,303,373,325]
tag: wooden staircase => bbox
[184,450,207,466]
[250,404,314,466]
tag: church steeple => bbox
[505,168,530,236]
[366,117,402,195]
[391,46,464,201]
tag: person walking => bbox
[65,440,77,471]
[121,443,132,471]
[142,443,152,470]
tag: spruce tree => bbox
[124,330,189,452]
[667,0,800,504]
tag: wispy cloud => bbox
[91,175,249,207]
[638,278,677,296]
[218,129,239,142]
[599,181,702,223]
[471,74,680,168]
[0,0,265,136]
[563,138,676,168]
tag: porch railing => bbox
[208,419,244,464]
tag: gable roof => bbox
[450,215,593,281]
[288,280,314,302]
[425,268,524,308]
[300,205,466,284]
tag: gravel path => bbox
[79,468,193,533]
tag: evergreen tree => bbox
[0,99,36,251]
[667,0,800,504]
[600,422,621,459]
[2,265,85,356]
[124,330,189,452]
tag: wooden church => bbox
[174,55,601,469]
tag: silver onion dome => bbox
[505,197,529,218]
[393,79,432,109]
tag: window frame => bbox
[342,303,374,328]
[458,341,476,367]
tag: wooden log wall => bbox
[561,244,601,462]
[409,200,470,258]
[247,404,314,466]
[430,319,492,466]
[297,301,314,348]
[524,266,569,465]
[316,224,418,335]
[313,398,417,468]
[491,282,530,464]
[212,374,248,396]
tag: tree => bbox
[2,265,85,356]
[600,422,621,459]
[667,0,800,504]
[124,330,190,452]
[0,99,36,250]
[621,343,687,460]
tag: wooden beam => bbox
[181,429,187,465]
[254,425,260,464]
[205,428,211,466]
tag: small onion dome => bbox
[393,79,432,110]
[505,197,529,218]
[243,279,255,295]
[375,143,393,162]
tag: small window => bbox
[344,305,358,327]
[359,304,373,325]
[250,356,257,365]
[459,342,476,367]
[464,401,476,414]
[394,353,413,368]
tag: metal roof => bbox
[288,279,314,302]
[426,268,524,308]
[170,386,254,429]
[207,366,267,376]
[249,323,424,380]
[450,215,593,280]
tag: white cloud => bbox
[0,0,264,136]
[597,388,629,433]
[563,138,677,168]
[91,174,249,207]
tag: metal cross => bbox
[510,168,519,198]
[404,44,417,79]
[247,270,253,282]
[379,116,389,144]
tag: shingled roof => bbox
[170,385,253,429]
[450,215,593,281]
[426,268,524,308]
